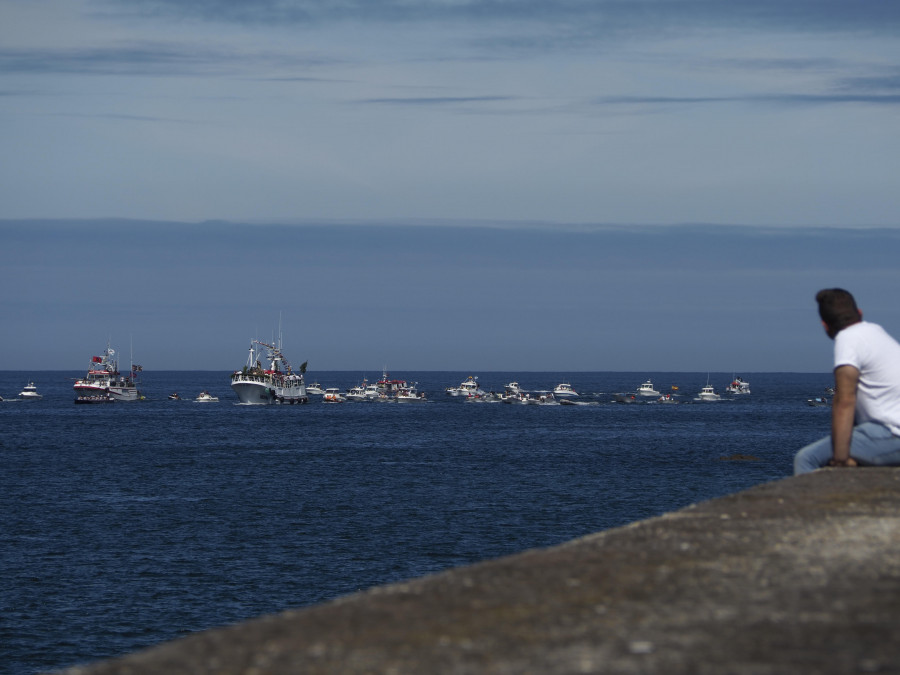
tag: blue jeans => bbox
[794,421,900,474]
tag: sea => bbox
[1,370,833,674]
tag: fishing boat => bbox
[696,384,721,401]
[396,384,427,402]
[376,369,411,398]
[230,332,308,405]
[345,380,369,402]
[306,382,325,395]
[73,343,141,402]
[195,391,219,402]
[636,380,660,397]
[726,376,751,394]
[448,375,484,397]
[18,382,42,400]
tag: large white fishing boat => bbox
[230,336,309,405]
[73,344,141,402]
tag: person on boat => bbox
[794,289,900,474]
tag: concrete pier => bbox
[60,469,900,674]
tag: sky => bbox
[1,0,899,224]
[1,2,899,372]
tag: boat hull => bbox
[231,377,308,405]
[74,383,139,401]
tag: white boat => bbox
[657,393,678,404]
[364,383,387,401]
[306,382,325,395]
[553,383,578,397]
[230,332,309,405]
[726,377,751,395]
[636,380,660,397]
[696,384,721,401]
[376,369,411,398]
[396,384,427,402]
[18,382,42,400]
[448,375,484,397]
[323,387,345,403]
[505,382,523,394]
[73,343,141,402]
[195,391,219,402]
[345,381,369,402]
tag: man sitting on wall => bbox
[794,288,900,474]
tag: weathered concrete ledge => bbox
[60,469,900,674]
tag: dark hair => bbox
[816,288,861,336]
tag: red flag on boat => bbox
[92,356,102,363]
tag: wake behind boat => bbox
[73,343,141,402]
[230,335,309,405]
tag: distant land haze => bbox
[2,219,898,372]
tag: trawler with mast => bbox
[73,342,141,402]
[230,332,309,405]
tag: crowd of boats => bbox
[3,334,761,406]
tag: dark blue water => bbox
[1,371,832,674]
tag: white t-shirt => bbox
[834,321,900,436]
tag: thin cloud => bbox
[0,44,335,77]
[588,92,900,110]
[358,95,518,106]
[105,0,900,35]
[49,112,201,123]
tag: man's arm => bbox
[830,364,860,466]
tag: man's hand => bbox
[828,457,858,468]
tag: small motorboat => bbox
[323,388,346,402]
[696,384,721,401]
[195,391,219,402]
[18,382,43,400]
[306,382,325,395]
[345,381,369,402]
[168,392,181,400]
[448,375,484,397]
[553,383,578,397]
[725,377,751,395]
[396,385,427,402]
[636,380,660,397]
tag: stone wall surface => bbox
[58,469,900,674]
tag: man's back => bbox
[834,321,900,433]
